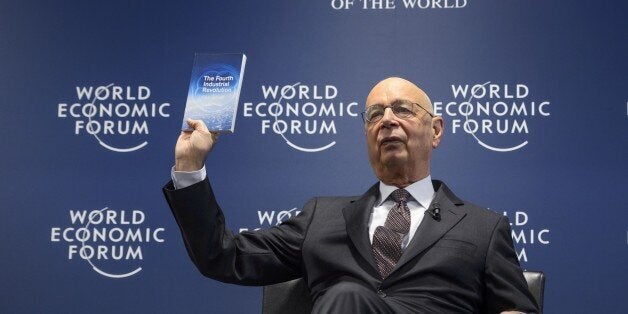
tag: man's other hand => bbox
[175,119,218,171]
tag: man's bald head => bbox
[366,77,433,114]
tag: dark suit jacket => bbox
[163,179,538,313]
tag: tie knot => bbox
[390,189,410,203]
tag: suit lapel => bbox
[342,183,380,274]
[392,180,467,274]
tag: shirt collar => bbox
[377,175,435,209]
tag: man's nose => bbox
[381,107,399,127]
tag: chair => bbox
[262,271,545,314]
[523,271,546,313]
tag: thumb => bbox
[186,119,210,133]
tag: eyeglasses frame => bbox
[361,101,435,124]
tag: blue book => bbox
[182,53,247,132]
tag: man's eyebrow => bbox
[390,99,411,106]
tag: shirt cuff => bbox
[171,165,206,189]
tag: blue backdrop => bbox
[1,1,626,313]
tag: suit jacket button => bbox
[377,290,386,298]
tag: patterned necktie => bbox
[372,189,411,279]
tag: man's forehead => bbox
[366,77,427,106]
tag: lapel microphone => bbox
[426,202,441,221]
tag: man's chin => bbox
[380,153,407,166]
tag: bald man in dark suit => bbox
[164,77,538,313]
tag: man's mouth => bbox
[380,136,403,146]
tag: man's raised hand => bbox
[175,119,218,171]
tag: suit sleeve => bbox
[482,216,539,313]
[163,178,315,286]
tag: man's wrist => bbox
[175,159,204,172]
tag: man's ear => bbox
[431,116,444,148]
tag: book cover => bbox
[182,53,247,132]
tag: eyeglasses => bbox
[361,101,434,124]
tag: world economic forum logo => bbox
[50,207,165,278]
[433,82,551,152]
[57,83,171,153]
[502,210,550,264]
[242,82,360,153]
[239,207,301,233]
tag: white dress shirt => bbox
[171,166,206,189]
[172,167,435,251]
